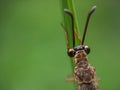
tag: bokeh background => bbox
[0,0,120,90]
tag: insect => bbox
[61,6,98,90]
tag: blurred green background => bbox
[0,0,120,90]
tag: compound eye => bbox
[85,45,90,54]
[67,48,75,57]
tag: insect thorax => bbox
[74,50,88,66]
[74,50,95,84]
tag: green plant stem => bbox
[60,0,80,90]
[61,0,80,47]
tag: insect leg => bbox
[61,23,70,50]
[66,77,75,82]
[74,30,81,44]
[61,23,81,47]
[65,73,75,82]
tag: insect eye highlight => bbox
[67,48,75,57]
[85,45,90,54]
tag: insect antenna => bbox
[81,6,96,45]
[64,9,75,48]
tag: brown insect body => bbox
[73,49,97,90]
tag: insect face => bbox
[67,45,90,57]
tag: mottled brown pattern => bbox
[74,50,98,90]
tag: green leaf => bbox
[61,0,80,48]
